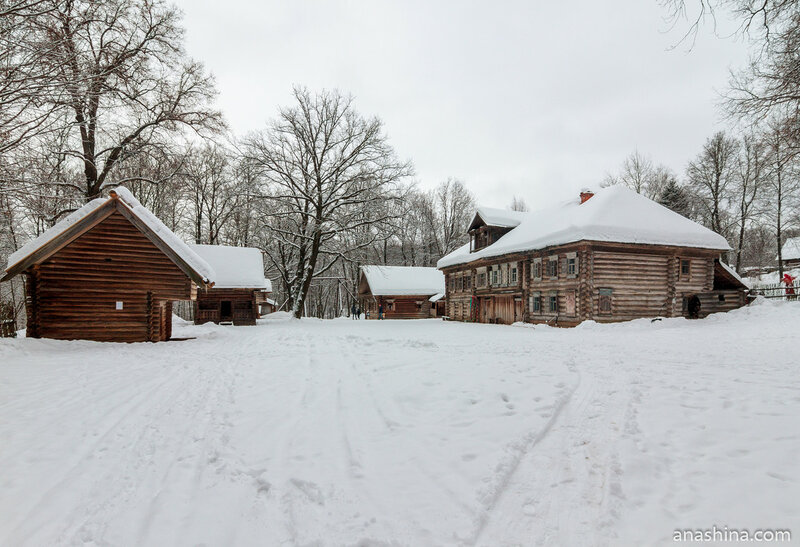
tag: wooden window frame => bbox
[531,291,541,313]
[510,265,518,284]
[566,252,578,278]
[547,256,558,279]
[598,288,613,315]
[680,258,691,281]
[548,291,558,313]
[532,258,542,281]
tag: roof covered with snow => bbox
[4,187,216,285]
[360,266,445,296]
[438,185,731,269]
[5,198,109,272]
[718,261,750,289]
[780,237,800,261]
[113,188,215,284]
[190,244,271,290]
[469,207,527,230]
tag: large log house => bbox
[358,266,445,319]
[437,186,749,326]
[190,244,272,325]
[1,188,216,342]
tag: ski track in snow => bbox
[1,302,799,546]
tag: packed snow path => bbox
[1,303,798,546]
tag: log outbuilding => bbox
[438,186,750,326]
[1,188,215,342]
[779,237,800,270]
[358,266,446,319]
[190,244,272,326]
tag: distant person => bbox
[351,302,357,319]
[356,306,362,319]
[378,304,384,320]
[783,273,796,300]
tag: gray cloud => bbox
[174,0,749,208]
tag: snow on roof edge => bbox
[113,187,215,284]
[438,186,731,269]
[719,261,750,289]
[189,244,269,290]
[361,266,445,296]
[5,198,109,272]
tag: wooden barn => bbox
[358,266,445,319]
[438,186,750,326]
[1,188,215,342]
[190,244,272,326]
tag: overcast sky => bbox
[172,0,750,209]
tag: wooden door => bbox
[565,290,576,316]
[494,296,514,324]
[220,300,232,321]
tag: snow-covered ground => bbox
[1,303,798,546]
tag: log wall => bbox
[27,212,192,342]
[441,241,743,327]
[360,295,434,319]
[195,288,263,325]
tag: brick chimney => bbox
[580,188,594,204]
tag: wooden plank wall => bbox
[591,251,672,321]
[443,242,740,327]
[29,212,192,342]
[523,249,583,325]
[361,295,434,319]
[195,288,259,325]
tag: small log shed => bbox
[190,244,272,326]
[1,188,215,342]
[358,266,446,319]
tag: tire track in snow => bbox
[468,356,582,545]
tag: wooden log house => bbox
[190,244,272,326]
[1,188,216,342]
[358,266,446,319]
[437,186,750,326]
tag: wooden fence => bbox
[750,282,800,299]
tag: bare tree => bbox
[431,178,475,257]
[182,144,241,245]
[509,195,529,212]
[762,115,800,276]
[0,1,64,154]
[663,1,800,137]
[686,131,739,235]
[243,87,412,318]
[603,150,672,200]
[11,0,222,201]
[731,130,767,271]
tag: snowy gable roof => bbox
[3,187,215,286]
[5,197,108,273]
[438,185,731,269]
[360,266,445,296]
[190,244,271,290]
[469,206,527,230]
[780,237,800,261]
[113,188,215,284]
